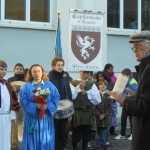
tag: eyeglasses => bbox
[131,44,143,51]
[131,41,148,51]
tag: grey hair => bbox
[143,40,150,46]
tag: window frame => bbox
[0,0,55,30]
[107,0,142,35]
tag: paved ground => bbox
[12,107,132,150]
[12,129,131,150]
[66,129,131,150]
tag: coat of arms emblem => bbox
[71,31,101,64]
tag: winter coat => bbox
[94,92,112,127]
[48,70,72,100]
[124,55,150,150]
[7,74,25,82]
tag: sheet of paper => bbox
[112,74,128,93]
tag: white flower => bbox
[34,88,51,99]
[37,87,41,91]
[35,93,40,96]
[46,88,50,94]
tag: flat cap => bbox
[129,31,150,43]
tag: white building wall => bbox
[107,34,139,73]
[0,27,56,77]
[0,1,118,80]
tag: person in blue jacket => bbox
[115,68,138,140]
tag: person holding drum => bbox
[48,57,72,150]
[70,71,101,150]
[0,60,20,150]
[19,64,60,150]
[7,63,25,149]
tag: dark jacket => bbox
[94,92,112,127]
[48,70,72,100]
[7,74,25,82]
[124,55,150,150]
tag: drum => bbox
[11,81,25,92]
[54,99,74,119]
[11,81,25,149]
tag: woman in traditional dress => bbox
[19,64,60,150]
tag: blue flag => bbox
[54,14,62,58]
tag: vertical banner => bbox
[67,10,104,71]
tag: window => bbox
[30,0,50,22]
[107,0,150,31]
[5,0,25,20]
[0,0,54,30]
[124,0,138,29]
[107,0,120,28]
[142,0,150,30]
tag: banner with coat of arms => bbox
[67,10,104,71]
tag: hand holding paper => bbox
[110,74,128,104]
[110,91,126,104]
[124,88,136,96]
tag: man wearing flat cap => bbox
[110,31,150,150]
[70,71,101,150]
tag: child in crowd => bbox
[94,79,112,149]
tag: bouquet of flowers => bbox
[33,87,50,118]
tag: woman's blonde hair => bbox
[25,64,49,82]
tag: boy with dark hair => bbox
[0,60,20,150]
[115,68,138,140]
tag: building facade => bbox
[0,0,148,78]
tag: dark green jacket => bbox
[71,80,95,127]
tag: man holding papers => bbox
[110,31,150,150]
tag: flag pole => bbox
[54,11,63,58]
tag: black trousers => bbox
[72,125,90,150]
[120,106,132,136]
[54,118,68,150]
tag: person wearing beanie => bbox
[115,68,138,141]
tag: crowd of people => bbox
[0,31,150,150]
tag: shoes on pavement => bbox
[128,134,132,140]
[104,142,110,145]
[114,134,126,140]
[88,142,92,148]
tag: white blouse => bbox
[0,83,16,119]
[70,80,101,105]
